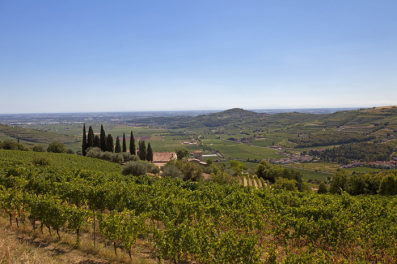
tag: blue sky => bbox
[1,0,396,113]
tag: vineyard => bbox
[1,153,397,263]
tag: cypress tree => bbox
[87,126,94,148]
[107,134,114,152]
[94,135,100,148]
[122,133,127,152]
[139,140,146,161]
[129,131,136,155]
[100,125,107,151]
[115,136,121,153]
[82,124,87,156]
[146,143,153,162]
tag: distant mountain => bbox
[207,108,261,118]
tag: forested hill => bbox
[128,106,397,130]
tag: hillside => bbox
[0,149,122,174]
[0,124,78,145]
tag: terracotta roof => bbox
[153,152,177,162]
[194,151,202,153]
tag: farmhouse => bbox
[152,152,177,167]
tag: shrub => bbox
[47,141,67,153]
[162,165,183,179]
[317,182,328,194]
[32,156,52,166]
[379,174,397,195]
[151,166,160,175]
[86,148,102,159]
[33,144,46,152]
[67,149,75,154]
[122,161,147,176]
[211,171,238,185]
[1,140,29,151]
[100,151,112,161]
[121,152,139,162]
[273,178,298,191]
[110,153,124,164]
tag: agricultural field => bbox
[201,138,279,160]
[0,149,122,174]
[292,162,383,175]
[1,154,397,263]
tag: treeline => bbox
[309,142,393,164]
[82,124,153,162]
[255,160,307,191]
[0,139,74,154]
[329,170,397,195]
[289,133,375,148]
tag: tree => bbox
[122,161,147,176]
[122,133,127,152]
[93,135,100,148]
[115,136,121,153]
[82,124,87,156]
[107,134,114,153]
[47,141,67,153]
[146,143,153,162]
[317,182,328,194]
[33,144,46,152]
[100,125,107,152]
[273,178,298,191]
[329,171,348,194]
[87,126,94,148]
[175,148,190,161]
[129,131,136,155]
[255,160,272,179]
[162,165,183,179]
[138,141,146,161]
[379,173,397,195]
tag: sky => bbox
[1,0,397,113]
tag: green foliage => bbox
[0,149,122,174]
[229,160,246,175]
[210,170,238,185]
[0,140,29,151]
[272,177,298,191]
[310,142,394,164]
[175,147,190,160]
[100,125,107,152]
[115,136,121,153]
[162,165,183,179]
[106,134,114,153]
[146,143,153,162]
[82,124,87,156]
[32,156,52,166]
[290,133,375,148]
[129,131,136,155]
[379,173,397,195]
[122,161,147,176]
[255,160,272,178]
[329,171,348,194]
[33,144,46,152]
[138,140,146,161]
[317,182,328,194]
[93,135,100,148]
[122,133,127,153]
[47,141,67,153]
[87,126,94,148]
